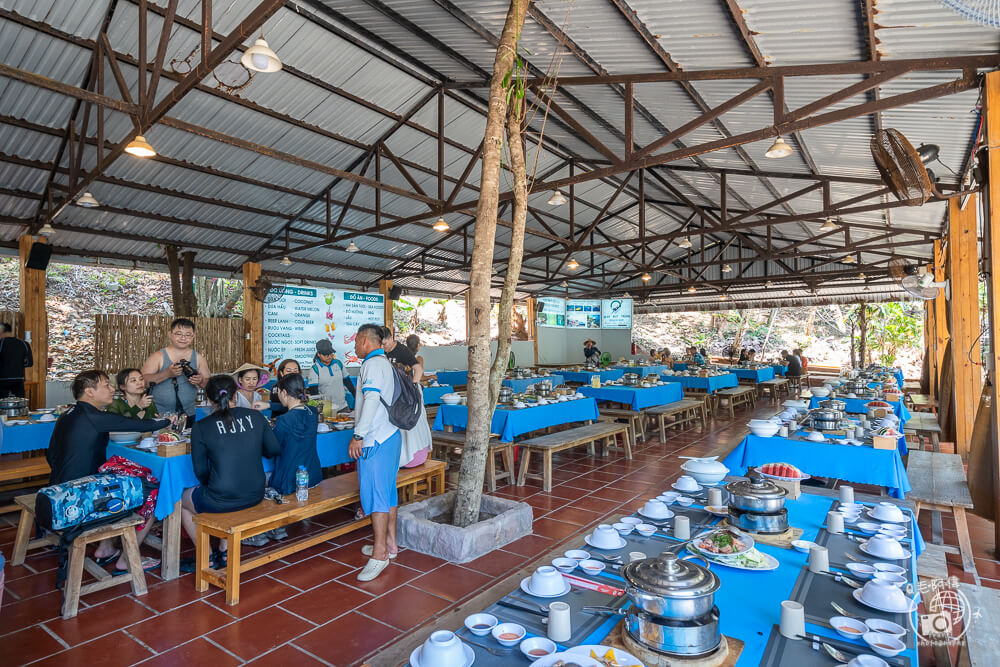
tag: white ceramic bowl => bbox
[811,387,831,397]
[675,496,695,507]
[878,525,907,537]
[529,566,566,596]
[864,618,906,638]
[109,431,141,443]
[857,522,882,535]
[579,559,606,576]
[620,516,642,526]
[847,657,888,667]
[590,524,624,548]
[860,579,909,611]
[551,557,578,574]
[420,630,467,666]
[635,524,656,537]
[674,475,701,491]
[491,622,526,647]
[846,563,877,580]
[659,491,680,502]
[680,461,730,484]
[613,522,634,536]
[38,413,56,422]
[791,539,816,554]
[807,431,826,442]
[748,423,781,437]
[863,631,905,658]
[831,616,868,640]
[440,393,462,405]
[464,613,498,637]
[641,500,670,519]
[873,563,906,575]
[873,572,906,587]
[866,535,906,559]
[564,549,590,562]
[871,502,906,523]
[520,637,556,660]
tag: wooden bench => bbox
[597,407,646,448]
[785,375,804,397]
[646,399,707,442]
[956,582,1000,666]
[680,387,717,414]
[904,411,942,452]
[430,431,514,492]
[193,460,446,605]
[716,386,756,418]
[0,456,51,514]
[11,495,148,618]
[759,377,790,400]
[905,393,938,413]
[906,450,977,575]
[517,423,630,492]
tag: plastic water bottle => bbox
[295,466,309,502]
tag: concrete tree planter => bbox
[396,491,533,563]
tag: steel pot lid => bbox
[621,551,720,599]
[725,471,787,501]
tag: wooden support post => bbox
[931,239,950,400]
[378,279,393,329]
[947,193,981,460]
[18,235,47,409]
[241,262,262,363]
[983,69,1000,550]
[527,297,538,366]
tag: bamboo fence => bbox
[0,310,24,337]
[94,314,244,375]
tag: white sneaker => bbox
[361,544,397,559]
[357,557,391,581]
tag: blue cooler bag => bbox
[35,474,144,531]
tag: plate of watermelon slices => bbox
[755,462,810,482]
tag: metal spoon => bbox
[830,601,863,619]
[845,553,873,564]
[505,594,549,613]
[459,636,510,656]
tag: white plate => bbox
[859,541,912,561]
[530,653,602,667]
[584,534,627,550]
[866,508,908,524]
[689,544,779,571]
[637,507,675,521]
[671,482,702,493]
[410,642,475,667]
[852,587,919,614]
[758,471,812,482]
[704,505,729,516]
[566,644,645,666]
[520,576,571,598]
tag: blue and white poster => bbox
[536,297,566,328]
[601,298,633,329]
[566,299,602,328]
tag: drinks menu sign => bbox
[263,287,385,368]
[566,299,602,328]
[601,298,632,329]
[536,296,566,328]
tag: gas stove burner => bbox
[620,615,731,666]
[623,606,721,658]
[728,506,789,535]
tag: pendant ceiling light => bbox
[719,293,727,300]
[765,135,793,159]
[241,37,282,73]
[38,223,55,236]
[765,280,773,288]
[640,272,652,282]
[623,292,632,298]
[687,285,696,293]
[124,135,156,157]
[346,241,359,253]
[858,272,866,279]
[547,190,567,206]
[567,257,579,270]
[722,264,732,273]
[77,192,99,208]
[678,237,693,249]
[560,280,568,287]
[820,218,838,232]
[787,290,794,296]
[280,256,292,267]
[863,284,871,292]
[432,217,450,232]
[843,254,857,264]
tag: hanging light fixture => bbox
[719,293,727,300]
[765,280,773,288]
[39,222,55,236]
[280,256,292,267]
[124,135,156,157]
[843,254,857,264]
[345,241,359,253]
[432,217,450,232]
[567,257,580,270]
[765,135,793,159]
[641,272,652,282]
[820,218,838,232]
[623,292,632,298]
[722,264,732,273]
[863,284,871,292]
[858,272,866,279]
[678,237,693,249]
[687,285,696,293]
[547,190,567,206]
[77,192,99,208]
[787,290,794,296]
[560,280,568,288]
[241,36,282,73]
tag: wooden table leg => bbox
[953,507,978,573]
[160,501,182,581]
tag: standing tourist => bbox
[307,339,349,411]
[380,326,423,383]
[141,318,209,427]
[107,368,158,419]
[350,324,402,581]
[405,334,425,370]
[0,322,32,398]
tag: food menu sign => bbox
[566,299,602,328]
[601,298,632,329]
[536,296,566,328]
[263,287,385,368]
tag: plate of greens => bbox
[687,542,779,571]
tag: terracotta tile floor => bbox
[2,400,998,666]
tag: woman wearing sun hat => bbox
[230,363,270,410]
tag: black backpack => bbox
[378,362,423,430]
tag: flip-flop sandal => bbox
[111,557,160,576]
[93,550,121,567]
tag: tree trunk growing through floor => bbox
[453,0,528,529]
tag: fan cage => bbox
[870,129,934,206]
[938,0,1000,29]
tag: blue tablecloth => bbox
[0,420,55,454]
[720,366,776,382]
[501,375,565,392]
[578,383,683,411]
[559,368,625,384]
[432,398,599,442]
[433,370,468,386]
[772,364,788,376]
[723,433,911,498]
[661,373,739,393]
[421,385,455,405]
[672,362,688,371]
[611,364,674,377]
[894,368,905,387]
[808,395,911,423]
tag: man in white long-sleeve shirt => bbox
[349,323,402,581]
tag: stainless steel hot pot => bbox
[810,408,842,430]
[725,472,787,514]
[0,396,28,419]
[622,372,640,386]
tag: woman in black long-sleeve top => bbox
[179,374,279,571]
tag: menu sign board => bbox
[263,287,384,368]
[536,297,566,328]
[566,299,602,328]
[601,298,633,329]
